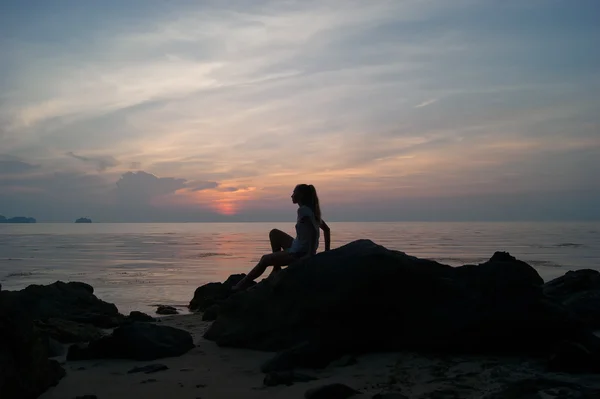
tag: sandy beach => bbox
[39,314,600,399]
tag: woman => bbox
[232,184,331,291]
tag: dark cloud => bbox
[216,185,248,192]
[189,181,219,191]
[0,159,39,174]
[66,151,119,171]
[114,171,186,203]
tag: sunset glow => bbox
[1,1,598,221]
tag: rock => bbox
[305,383,362,399]
[544,270,600,328]
[43,336,66,357]
[481,378,600,399]
[329,354,358,368]
[189,274,255,312]
[263,371,318,386]
[35,317,104,343]
[127,364,169,374]
[204,240,590,363]
[0,291,66,399]
[156,305,179,315]
[544,269,600,297]
[67,322,194,361]
[1,281,123,328]
[261,341,345,372]
[128,311,155,322]
[202,304,220,321]
[548,340,600,373]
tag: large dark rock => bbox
[189,273,255,312]
[203,240,595,362]
[0,291,65,399]
[2,281,123,328]
[35,318,104,343]
[67,322,194,361]
[543,269,600,328]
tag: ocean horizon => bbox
[2,221,599,315]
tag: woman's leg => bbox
[269,229,294,252]
[268,229,294,276]
[233,251,297,291]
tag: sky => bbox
[0,0,599,222]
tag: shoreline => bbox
[40,314,600,399]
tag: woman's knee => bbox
[269,229,281,241]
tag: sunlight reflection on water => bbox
[1,222,598,314]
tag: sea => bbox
[1,222,599,315]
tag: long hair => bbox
[296,184,321,222]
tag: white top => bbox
[289,205,320,254]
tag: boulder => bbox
[35,318,104,343]
[127,311,155,323]
[67,322,194,361]
[189,274,254,312]
[1,281,123,328]
[204,240,595,364]
[156,305,178,315]
[544,270,600,328]
[0,291,65,399]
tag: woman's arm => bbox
[320,219,331,251]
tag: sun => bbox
[213,199,238,216]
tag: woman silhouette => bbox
[232,184,331,291]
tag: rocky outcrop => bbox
[156,305,178,315]
[67,322,194,361]
[188,273,254,314]
[1,281,123,328]
[202,240,600,371]
[35,318,104,343]
[0,291,65,399]
[128,311,155,322]
[543,269,600,328]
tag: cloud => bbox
[66,151,119,172]
[415,98,438,108]
[0,1,599,220]
[189,181,219,191]
[114,171,187,203]
[0,158,39,175]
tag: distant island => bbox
[0,215,37,223]
[75,217,92,223]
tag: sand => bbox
[40,314,600,399]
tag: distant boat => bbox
[75,217,92,223]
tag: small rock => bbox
[140,379,157,384]
[196,384,206,388]
[128,311,155,322]
[180,368,194,372]
[127,364,169,374]
[305,383,362,399]
[156,305,179,315]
